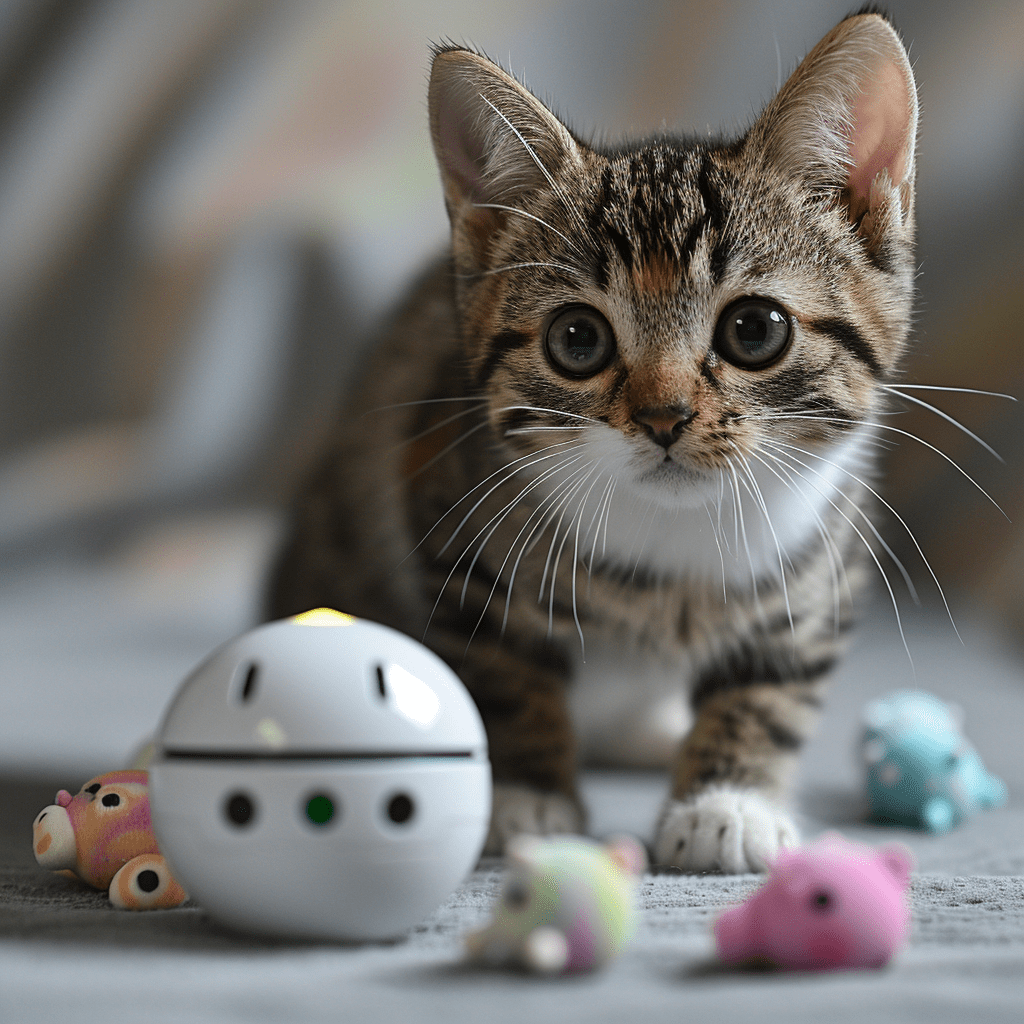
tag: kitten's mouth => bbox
[632,453,716,506]
[642,445,705,474]
[641,457,698,480]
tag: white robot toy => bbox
[149,609,491,940]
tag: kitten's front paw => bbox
[653,788,798,873]
[483,784,584,856]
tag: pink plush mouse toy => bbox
[714,833,913,970]
[33,770,187,910]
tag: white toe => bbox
[654,787,798,873]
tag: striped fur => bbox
[267,13,919,869]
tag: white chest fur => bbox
[588,425,874,588]
[569,633,692,769]
[562,426,873,768]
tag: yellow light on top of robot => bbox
[291,608,356,627]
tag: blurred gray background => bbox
[0,0,1022,774]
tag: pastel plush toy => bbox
[33,770,187,910]
[715,833,913,970]
[465,834,646,974]
[862,689,1007,832]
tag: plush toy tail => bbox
[109,854,187,910]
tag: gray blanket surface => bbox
[1,606,1023,1022]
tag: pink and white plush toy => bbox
[32,770,187,910]
[714,833,913,970]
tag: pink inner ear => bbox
[847,59,912,204]
[878,844,915,888]
[773,855,807,895]
[438,97,488,202]
[605,835,647,876]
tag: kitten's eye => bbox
[544,305,616,377]
[714,297,791,368]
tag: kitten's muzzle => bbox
[632,405,696,449]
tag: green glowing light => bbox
[305,794,335,825]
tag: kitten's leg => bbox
[431,623,584,855]
[470,652,585,856]
[654,678,822,872]
[485,784,584,855]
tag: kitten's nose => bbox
[632,405,695,449]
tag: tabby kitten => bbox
[267,11,919,872]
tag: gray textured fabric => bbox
[1,850,1023,1023]
[1,603,1023,1021]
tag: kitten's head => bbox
[428,12,917,510]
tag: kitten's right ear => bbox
[752,12,918,238]
[428,46,582,223]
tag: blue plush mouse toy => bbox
[861,690,1007,832]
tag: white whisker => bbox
[459,261,583,279]
[715,469,732,557]
[703,499,728,603]
[402,438,579,569]
[586,475,616,576]
[479,93,589,235]
[435,441,581,558]
[730,442,794,634]
[759,444,915,669]
[569,466,608,656]
[498,405,603,426]
[765,438,962,642]
[505,425,589,436]
[883,386,1004,462]
[388,403,486,458]
[537,460,599,603]
[366,396,487,414]
[887,384,1016,401]
[422,447,588,641]
[747,448,847,636]
[458,452,590,609]
[726,457,761,610]
[501,465,595,636]
[762,441,919,602]
[625,496,658,586]
[466,458,594,649]
[745,413,1010,520]
[542,464,601,639]
[395,419,491,488]
[471,202,585,258]
[598,478,616,563]
[725,462,743,556]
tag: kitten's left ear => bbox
[752,12,918,236]
[428,45,583,231]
